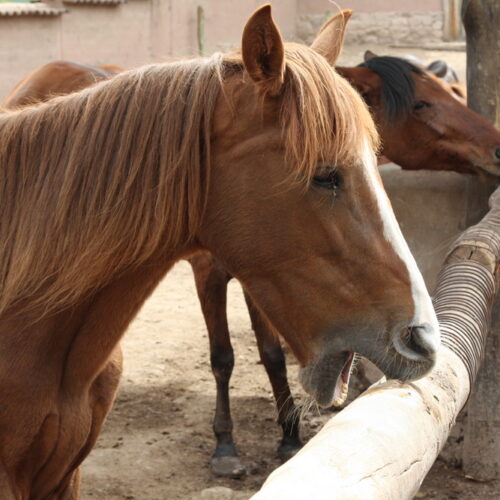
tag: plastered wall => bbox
[0,0,449,99]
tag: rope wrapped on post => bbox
[252,186,500,500]
[436,187,500,392]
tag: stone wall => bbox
[297,11,444,47]
[300,0,442,14]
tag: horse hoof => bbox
[210,456,246,478]
[277,441,303,462]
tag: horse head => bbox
[198,7,439,407]
[338,55,500,178]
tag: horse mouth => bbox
[332,351,356,406]
[299,351,357,408]
[475,163,500,179]
[299,327,437,408]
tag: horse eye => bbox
[414,101,430,111]
[313,170,342,191]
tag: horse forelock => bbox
[359,56,423,122]
[0,45,378,317]
[282,44,379,182]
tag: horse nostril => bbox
[393,322,440,362]
[407,325,437,358]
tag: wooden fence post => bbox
[461,0,500,481]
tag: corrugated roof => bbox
[63,0,126,4]
[0,3,67,16]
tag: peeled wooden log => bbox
[252,187,500,500]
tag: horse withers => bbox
[0,6,438,495]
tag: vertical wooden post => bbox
[461,0,500,481]
[197,5,205,57]
[443,0,465,41]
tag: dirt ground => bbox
[80,45,499,499]
[81,262,499,500]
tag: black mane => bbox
[359,56,423,121]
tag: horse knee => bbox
[260,343,287,376]
[210,348,234,381]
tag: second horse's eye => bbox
[413,100,431,111]
[313,170,342,191]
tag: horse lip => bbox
[362,345,435,383]
[475,164,500,179]
[298,351,351,408]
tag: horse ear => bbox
[336,67,374,98]
[241,4,285,95]
[427,60,448,78]
[311,10,352,66]
[364,50,378,61]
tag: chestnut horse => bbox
[5,48,500,479]
[190,53,500,475]
[6,11,500,480]
[0,6,439,497]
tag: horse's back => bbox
[3,61,119,108]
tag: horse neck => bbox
[0,61,220,318]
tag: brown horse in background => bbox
[363,49,468,103]
[0,6,440,496]
[5,10,500,479]
[3,61,121,108]
[337,55,500,178]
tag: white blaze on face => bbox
[361,142,441,358]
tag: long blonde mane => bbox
[0,45,377,317]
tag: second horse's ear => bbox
[336,67,375,100]
[364,50,378,61]
[311,10,352,66]
[241,4,285,95]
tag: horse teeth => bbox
[332,393,347,407]
[332,382,350,407]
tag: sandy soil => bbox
[80,45,499,499]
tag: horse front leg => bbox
[0,261,168,499]
[49,467,81,500]
[48,346,123,500]
[189,253,246,478]
[243,291,303,461]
